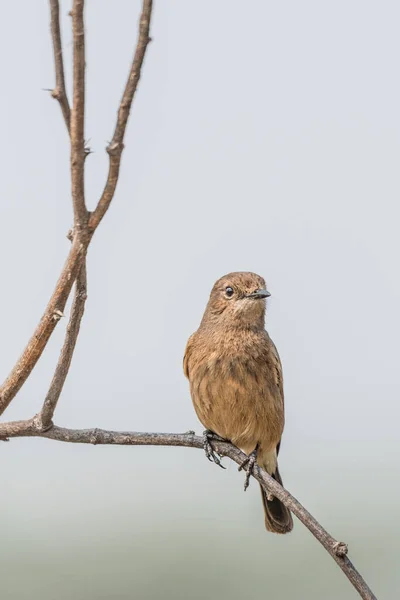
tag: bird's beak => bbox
[245,289,271,299]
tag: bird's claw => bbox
[238,447,258,491]
[203,430,226,469]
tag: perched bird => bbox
[183,272,293,534]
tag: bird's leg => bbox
[238,445,258,491]
[202,430,226,469]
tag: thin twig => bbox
[0,424,377,600]
[37,2,88,429]
[39,263,87,429]
[70,0,88,228]
[0,239,87,417]
[49,0,71,132]
[0,1,154,418]
[88,0,153,231]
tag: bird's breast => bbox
[188,336,284,452]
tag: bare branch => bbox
[39,263,87,429]
[70,0,88,228]
[0,423,377,600]
[0,239,87,417]
[49,0,71,132]
[0,418,35,440]
[3,6,377,599]
[0,2,151,416]
[88,0,153,231]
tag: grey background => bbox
[1,1,399,598]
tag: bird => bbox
[183,271,293,534]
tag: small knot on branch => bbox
[52,309,65,322]
[32,414,54,433]
[89,428,101,445]
[51,88,61,100]
[106,141,124,157]
[332,541,348,557]
[140,16,151,30]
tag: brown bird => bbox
[183,271,293,534]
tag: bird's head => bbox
[201,271,270,329]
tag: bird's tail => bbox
[260,464,293,534]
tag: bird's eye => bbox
[225,286,234,298]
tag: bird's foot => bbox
[238,446,258,491]
[203,430,226,469]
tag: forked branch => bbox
[0,0,153,417]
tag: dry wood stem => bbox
[39,262,87,429]
[0,423,377,600]
[70,0,88,228]
[0,0,153,416]
[49,0,71,132]
[88,0,153,231]
[0,238,87,417]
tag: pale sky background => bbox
[1,1,399,599]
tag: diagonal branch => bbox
[38,262,87,429]
[70,0,88,228]
[49,0,71,132]
[88,0,153,231]
[0,423,377,600]
[0,239,87,417]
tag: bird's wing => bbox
[268,336,285,457]
[183,333,196,379]
[268,336,284,402]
